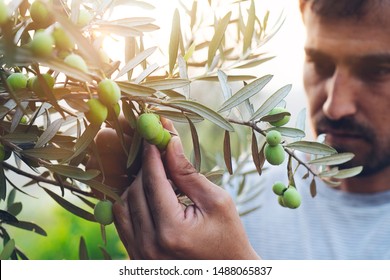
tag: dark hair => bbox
[301,0,367,18]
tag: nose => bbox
[322,68,358,120]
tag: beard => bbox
[314,116,390,176]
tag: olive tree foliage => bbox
[0,0,362,259]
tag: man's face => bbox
[302,4,390,176]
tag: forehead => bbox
[302,4,390,57]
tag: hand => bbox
[113,135,260,260]
[86,118,141,198]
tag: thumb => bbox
[164,136,222,207]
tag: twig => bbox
[2,162,93,197]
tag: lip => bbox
[317,128,368,145]
[318,127,364,139]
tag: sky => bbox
[103,0,308,116]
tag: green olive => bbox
[136,113,164,141]
[264,143,285,166]
[77,9,93,27]
[7,73,28,91]
[266,130,282,146]
[31,31,54,57]
[85,99,108,125]
[268,107,291,127]
[156,129,172,151]
[94,200,113,225]
[0,0,9,25]
[97,79,121,106]
[64,53,88,73]
[30,0,54,28]
[31,73,55,98]
[272,181,287,195]
[282,187,302,209]
[53,27,74,51]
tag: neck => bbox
[337,166,390,193]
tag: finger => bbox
[113,188,135,258]
[141,142,184,224]
[127,169,160,259]
[164,136,222,209]
[160,117,177,135]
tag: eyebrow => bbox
[304,47,390,65]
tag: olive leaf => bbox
[218,74,273,113]
[68,123,101,161]
[127,129,142,169]
[196,75,257,82]
[310,177,317,198]
[235,56,275,69]
[34,118,65,148]
[2,132,38,144]
[142,78,190,90]
[0,166,6,201]
[286,141,337,155]
[319,167,340,178]
[43,188,95,222]
[0,209,18,223]
[169,9,181,74]
[308,153,355,166]
[99,246,112,260]
[80,179,121,202]
[79,236,89,260]
[251,131,266,175]
[204,170,225,185]
[44,164,100,181]
[6,202,22,217]
[5,220,47,236]
[217,70,232,101]
[208,11,231,68]
[156,110,204,123]
[223,130,233,174]
[167,99,234,131]
[0,239,15,260]
[115,46,158,79]
[40,58,94,83]
[186,115,201,172]
[117,81,156,97]
[250,84,292,121]
[331,166,363,179]
[243,0,256,54]
[22,147,74,160]
[265,127,306,138]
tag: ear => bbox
[299,0,309,23]
[299,0,308,12]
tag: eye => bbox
[359,65,390,81]
[306,57,335,78]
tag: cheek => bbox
[303,65,327,118]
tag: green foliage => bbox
[0,0,362,259]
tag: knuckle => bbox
[212,190,234,210]
[158,227,186,253]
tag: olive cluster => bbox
[85,79,121,125]
[272,182,302,209]
[3,1,119,126]
[264,130,285,165]
[136,113,172,151]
